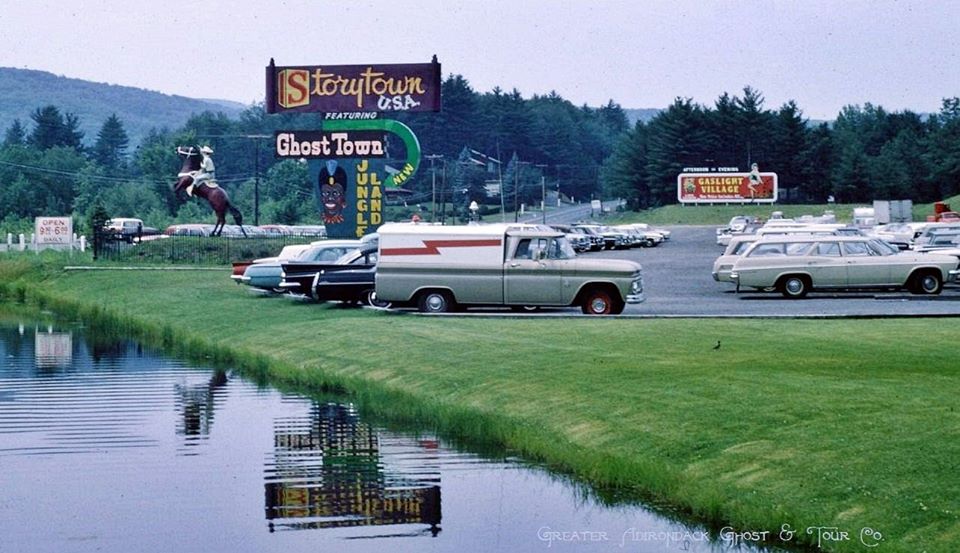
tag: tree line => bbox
[0,74,629,233]
[3,77,960,235]
[602,87,960,209]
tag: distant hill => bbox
[624,108,661,125]
[0,67,248,147]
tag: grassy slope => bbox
[606,195,960,226]
[4,263,958,552]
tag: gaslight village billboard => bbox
[677,165,778,204]
[267,58,437,238]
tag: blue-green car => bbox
[235,240,362,292]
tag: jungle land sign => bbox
[274,121,422,239]
[265,58,441,114]
[677,168,778,204]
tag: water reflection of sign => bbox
[266,59,441,114]
[35,217,72,245]
[677,172,778,204]
[34,331,72,368]
[264,403,441,533]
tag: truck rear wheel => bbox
[581,288,624,315]
[418,290,454,313]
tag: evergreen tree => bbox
[28,105,84,151]
[926,98,960,198]
[768,101,810,200]
[800,123,834,202]
[645,98,712,204]
[601,121,649,208]
[735,86,774,167]
[3,119,26,146]
[92,114,130,170]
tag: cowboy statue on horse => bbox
[178,145,218,197]
[173,145,246,237]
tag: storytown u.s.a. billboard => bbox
[677,166,778,204]
[265,58,441,114]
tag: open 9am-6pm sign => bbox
[677,172,778,204]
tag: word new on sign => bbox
[274,131,386,159]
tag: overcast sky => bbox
[1,0,957,120]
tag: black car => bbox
[278,244,380,299]
[312,263,390,307]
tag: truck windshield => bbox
[547,237,577,259]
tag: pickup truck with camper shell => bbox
[374,223,644,314]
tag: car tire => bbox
[778,275,810,299]
[364,290,392,309]
[581,288,624,315]
[418,290,454,313]
[911,271,943,295]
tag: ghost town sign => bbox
[274,131,386,159]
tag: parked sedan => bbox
[312,261,389,307]
[231,244,310,280]
[730,236,960,298]
[711,235,760,282]
[238,240,362,292]
[279,244,378,297]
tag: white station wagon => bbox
[730,236,960,298]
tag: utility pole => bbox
[425,154,443,222]
[535,164,548,223]
[244,135,271,226]
[514,161,522,222]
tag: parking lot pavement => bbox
[583,225,960,318]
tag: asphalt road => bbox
[584,225,960,317]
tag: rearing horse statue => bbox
[173,146,247,237]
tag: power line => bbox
[0,159,257,186]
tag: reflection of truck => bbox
[375,223,644,314]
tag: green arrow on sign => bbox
[322,119,421,187]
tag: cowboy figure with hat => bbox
[186,145,218,197]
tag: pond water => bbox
[0,320,766,553]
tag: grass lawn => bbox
[2,258,959,552]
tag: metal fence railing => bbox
[92,230,320,265]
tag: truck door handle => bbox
[509,262,521,267]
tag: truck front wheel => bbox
[418,290,454,313]
[581,288,624,315]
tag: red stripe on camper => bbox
[381,239,503,256]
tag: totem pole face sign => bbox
[269,59,436,239]
[273,121,423,238]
